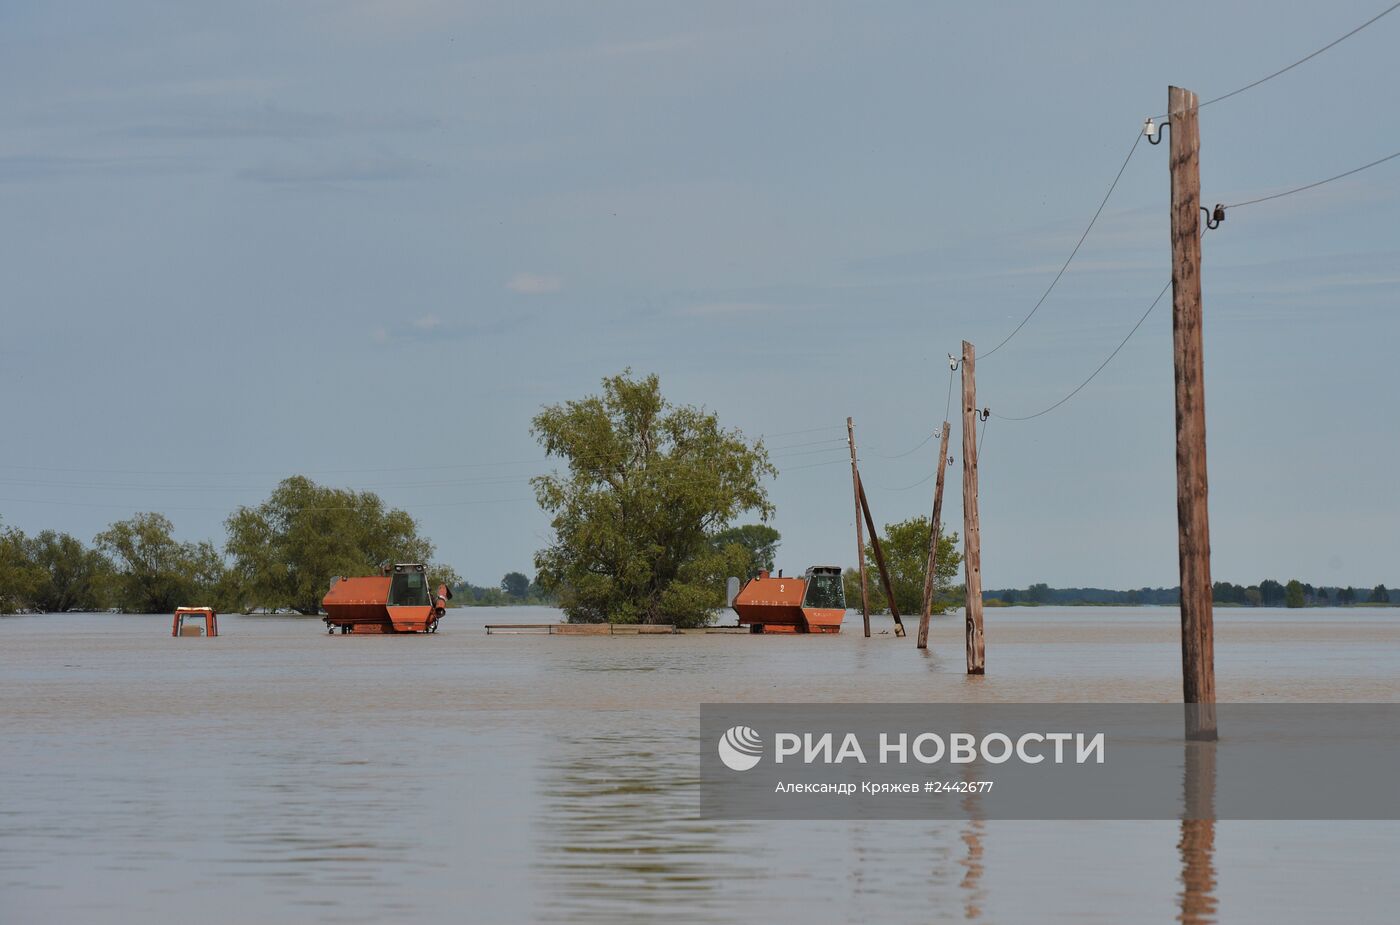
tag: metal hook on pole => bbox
[1201,203,1226,230]
[1144,117,1170,145]
[947,353,961,371]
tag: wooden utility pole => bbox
[856,476,905,637]
[847,417,871,637]
[1168,86,1217,740]
[961,341,984,674]
[917,423,951,649]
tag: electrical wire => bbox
[980,131,1143,360]
[1148,2,1400,121]
[979,3,1399,372]
[1224,147,1400,209]
[992,278,1172,422]
[864,430,936,460]
[943,364,956,426]
[1203,2,1399,111]
[0,447,853,511]
[0,495,538,513]
[0,442,848,496]
[757,424,847,439]
[0,428,848,479]
[870,468,939,493]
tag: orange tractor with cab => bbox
[322,563,451,634]
[730,566,846,633]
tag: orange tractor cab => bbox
[730,566,846,634]
[172,607,218,637]
[322,563,451,634]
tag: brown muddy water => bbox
[3,607,1398,923]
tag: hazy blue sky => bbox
[3,1,1397,590]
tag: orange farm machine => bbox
[322,563,452,634]
[730,566,846,634]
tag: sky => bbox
[2,1,1397,591]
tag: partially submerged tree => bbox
[95,513,225,613]
[24,530,113,613]
[501,571,531,600]
[843,515,962,616]
[225,476,445,614]
[0,520,44,613]
[1285,579,1306,609]
[531,371,775,627]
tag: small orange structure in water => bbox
[731,566,846,634]
[172,607,218,637]
[322,563,451,634]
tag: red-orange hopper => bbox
[730,566,846,634]
[322,563,451,634]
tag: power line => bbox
[993,278,1172,422]
[0,443,846,494]
[1147,2,1400,122]
[0,449,853,512]
[1223,146,1400,210]
[865,430,936,460]
[1201,1,1400,111]
[870,468,938,493]
[0,433,847,481]
[943,364,956,425]
[758,425,847,439]
[982,2,1399,368]
[0,495,538,513]
[981,130,1144,360]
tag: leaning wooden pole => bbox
[961,341,985,674]
[848,417,872,637]
[1168,86,1217,740]
[917,423,951,649]
[857,475,905,637]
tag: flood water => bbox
[3,607,1398,923]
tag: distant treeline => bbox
[451,571,556,607]
[985,581,1395,607]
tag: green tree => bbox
[530,371,774,627]
[1213,581,1247,604]
[1370,584,1391,604]
[842,516,962,616]
[225,475,445,614]
[1027,582,1051,605]
[501,571,530,599]
[1339,586,1356,605]
[1258,579,1285,606]
[24,531,113,612]
[95,513,225,614]
[1244,586,1263,607]
[710,524,781,578]
[0,520,44,613]
[1285,579,1306,608]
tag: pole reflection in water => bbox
[1177,738,1218,925]
[959,755,986,920]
